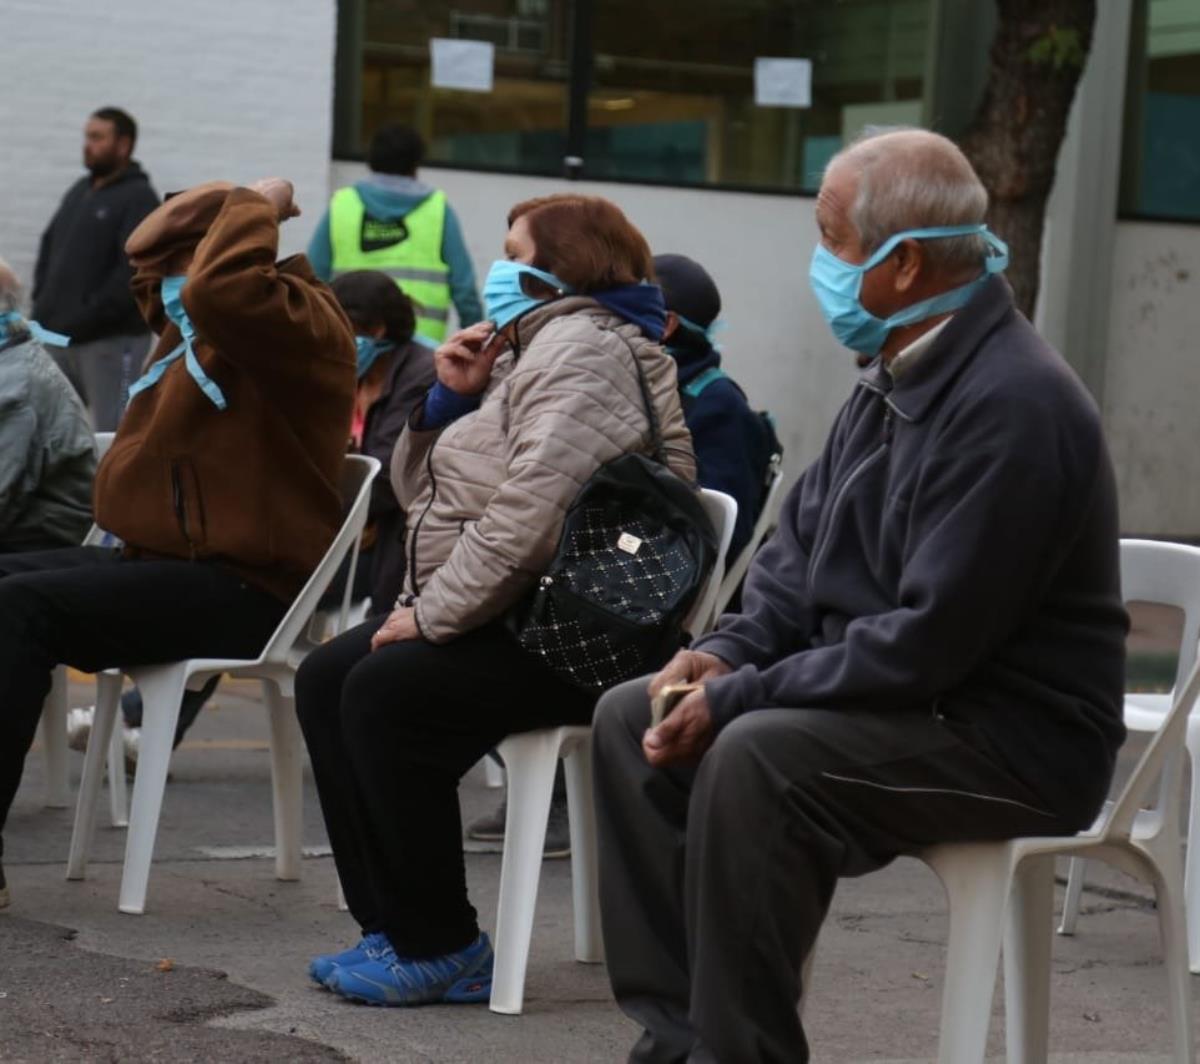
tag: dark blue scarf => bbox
[591,283,667,341]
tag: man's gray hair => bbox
[828,128,990,276]
[0,255,21,314]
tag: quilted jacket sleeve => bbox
[413,324,694,642]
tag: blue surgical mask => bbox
[160,274,191,336]
[483,260,572,329]
[355,335,395,379]
[0,310,70,347]
[808,225,1009,357]
[127,274,228,409]
[674,313,726,352]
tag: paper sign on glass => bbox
[430,38,495,93]
[754,57,812,108]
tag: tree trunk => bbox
[959,0,1096,319]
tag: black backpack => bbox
[681,366,783,519]
[506,348,719,693]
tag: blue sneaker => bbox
[309,931,390,987]
[329,932,494,1006]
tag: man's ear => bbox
[662,310,680,343]
[892,239,924,294]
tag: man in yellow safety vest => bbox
[308,124,481,345]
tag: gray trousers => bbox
[592,679,1082,1064]
[49,333,151,431]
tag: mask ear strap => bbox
[981,229,1010,274]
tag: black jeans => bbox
[120,544,375,746]
[592,679,1089,1064]
[0,547,285,856]
[294,615,595,957]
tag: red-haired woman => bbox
[295,194,697,1005]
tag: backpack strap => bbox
[617,336,668,466]
[682,366,728,399]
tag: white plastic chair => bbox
[707,453,786,626]
[488,488,738,1015]
[1058,539,1200,970]
[905,650,1200,1064]
[39,431,119,814]
[65,454,380,914]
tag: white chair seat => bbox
[1059,540,1200,972]
[808,638,1200,1062]
[66,454,380,914]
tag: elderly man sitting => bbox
[0,258,95,553]
[592,129,1128,1063]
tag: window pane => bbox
[587,0,933,190]
[1122,0,1200,221]
[352,0,571,173]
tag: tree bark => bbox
[959,0,1096,319]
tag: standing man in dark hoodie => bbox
[0,178,356,911]
[33,107,160,430]
[591,130,1128,1062]
[653,253,779,563]
[308,123,482,345]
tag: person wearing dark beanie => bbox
[654,253,778,562]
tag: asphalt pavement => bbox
[0,675,1193,1062]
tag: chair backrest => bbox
[81,433,118,548]
[685,488,738,637]
[257,453,381,664]
[1121,538,1200,697]
[1105,539,1200,839]
[709,454,787,623]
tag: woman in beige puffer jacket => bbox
[295,193,698,1005]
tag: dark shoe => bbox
[465,796,571,859]
[0,859,9,909]
[466,799,506,842]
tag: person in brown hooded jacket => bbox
[0,178,355,909]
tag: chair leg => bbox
[490,731,560,1016]
[66,679,122,880]
[117,667,186,914]
[263,679,302,882]
[562,738,603,964]
[1057,857,1086,936]
[99,672,128,828]
[799,935,819,1020]
[484,755,505,789]
[923,844,1015,1064]
[1182,731,1200,973]
[1004,854,1055,1064]
[42,666,70,809]
[1148,845,1196,1064]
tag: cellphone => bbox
[650,682,703,728]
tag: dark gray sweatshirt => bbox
[695,277,1127,827]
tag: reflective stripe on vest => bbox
[329,186,452,341]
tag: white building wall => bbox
[4,2,1198,535]
[331,161,858,481]
[1103,221,1200,536]
[0,0,338,285]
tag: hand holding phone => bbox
[650,682,703,728]
[435,322,501,396]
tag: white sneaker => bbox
[123,727,140,773]
[66,705,140,774]
[66,706,95,752]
